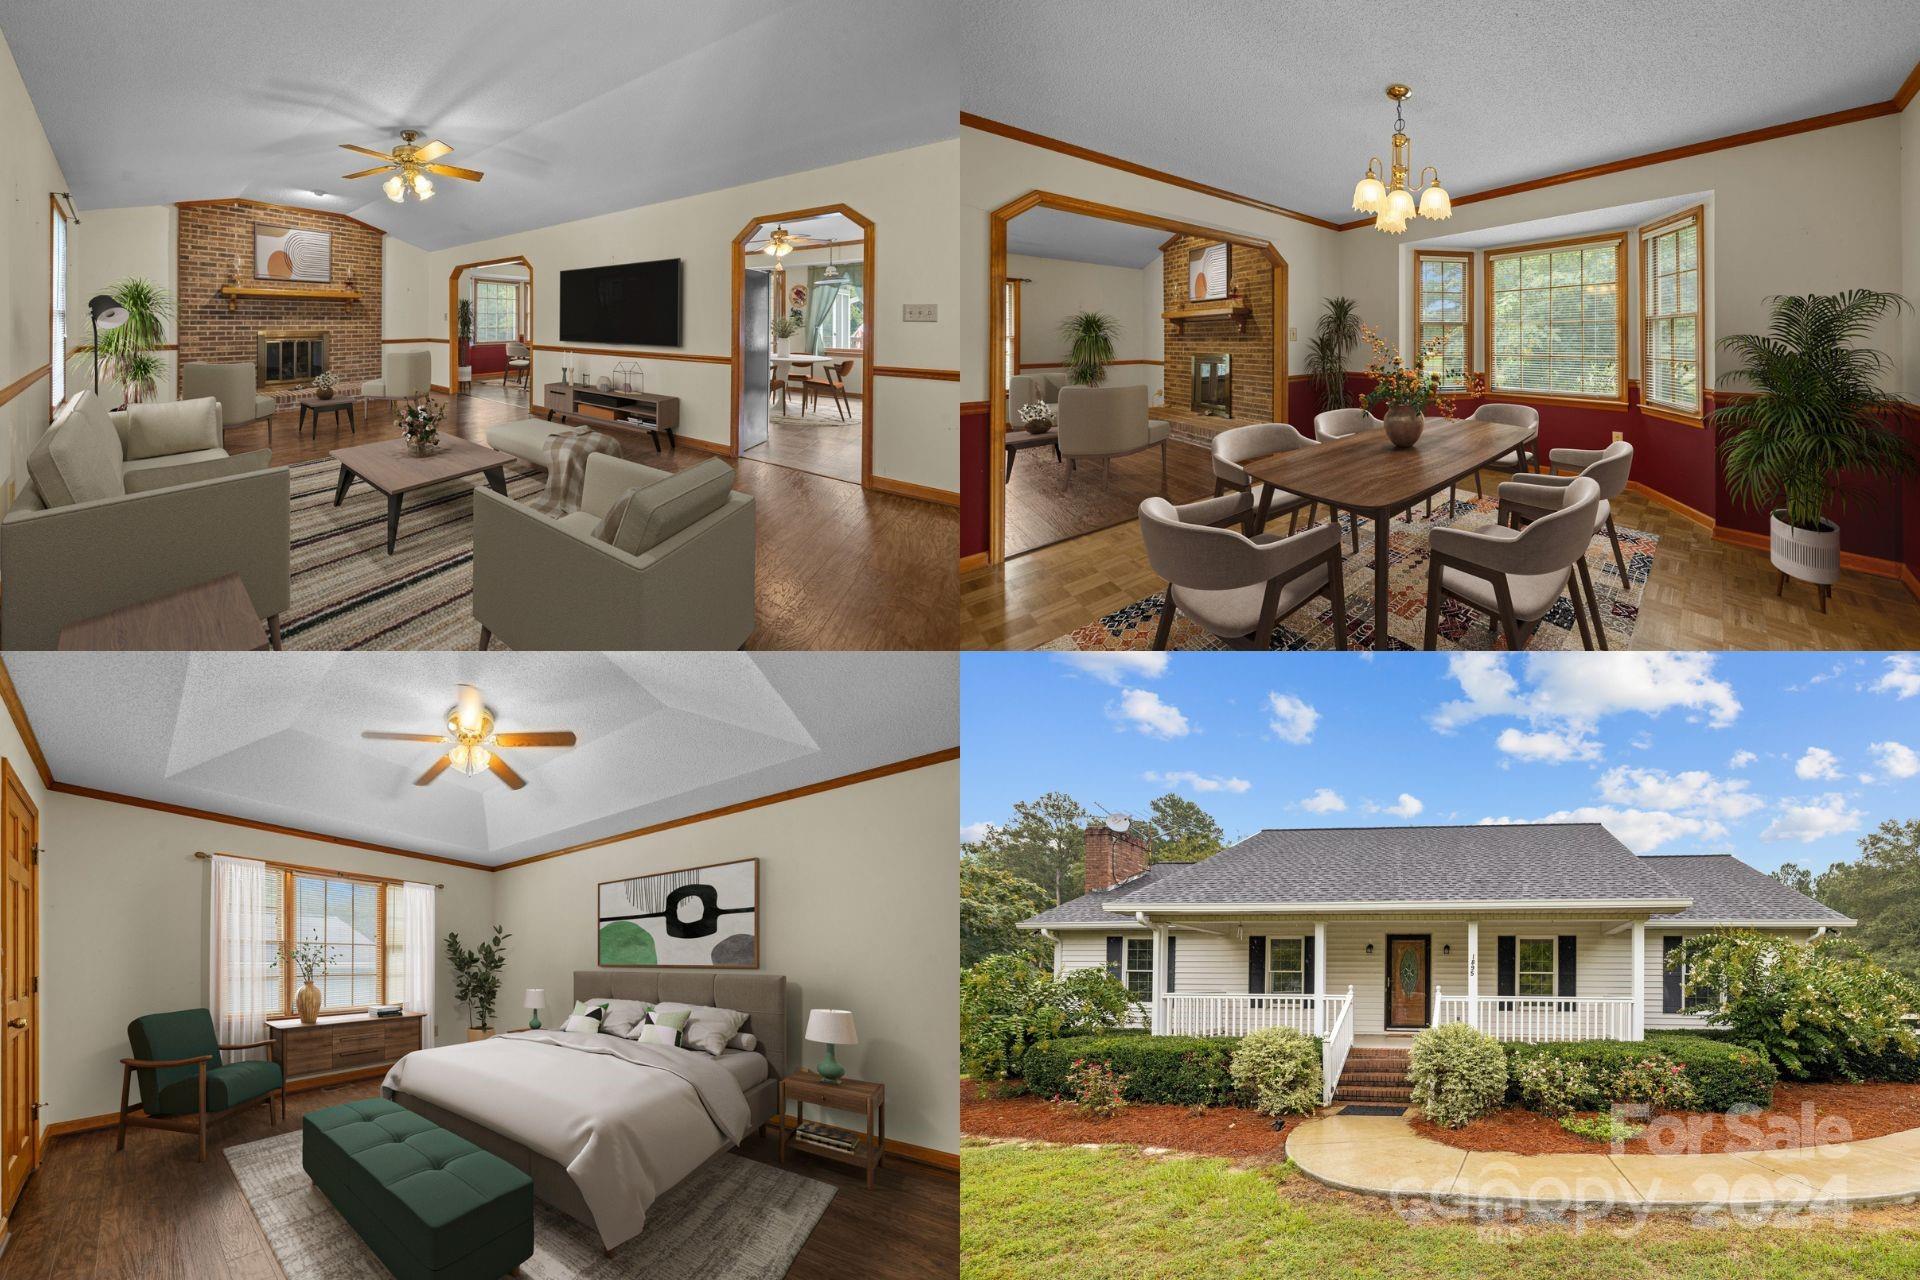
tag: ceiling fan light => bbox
[1418,182,1452,220]
[1352,172,1386,214]
[412,173,434,200]
[383,174,406,203]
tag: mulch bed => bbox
[960,1083,1290,1161]
[1412,1082,1920,1156]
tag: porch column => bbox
[1151,923,1169,1036]
[1313,922,1327,1035]
[1630,920,1646,1041]
[1465,920,1480,1031]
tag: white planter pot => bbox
[775,337,792,357]
[1769,510,1840,586]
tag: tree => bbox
[1815,818,1920,985]
[1138,793,1225,864]
[963,792,1089,904]
[960,862,1053,968]
[1771,863,1815,896]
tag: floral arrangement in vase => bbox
[397,398,447,456]
[312,370,339,401]
[1359,325,1483,447]
[273,941,332,1024]
[1016,400,1057,435]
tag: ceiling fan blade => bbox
[422,162,484,182]
[487,752,526,790]
[340,143,397,161]
[361,731,446,742]
[492,731,576,748]
[341,164,398,180]
[411,140,453,163]
[414,756,452,787]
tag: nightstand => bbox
[778,1070,884,1188]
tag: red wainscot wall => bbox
[961,401,990,563]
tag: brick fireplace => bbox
[1161,233,1274,421]
[176,201,383,396]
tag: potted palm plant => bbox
[445,925,510,1040]
[1060,310,1118,386]
[1306,297,1361,411]
[457,299,474,384]
[1715,290,1916,608]
[73,277,172,404]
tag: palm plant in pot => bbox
[445,925,511,1040]
[72,276,172,404]
[1306,297,1361,411]
[1060,310,1118,386]
[1715,290,1916,609]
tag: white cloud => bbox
[1146,769,1251,794]
[1367,793,1425,820]
[1111,688,1190,739]
[1595,766,1764,821]
[1433,653,1741,732]
[1054,653,1170,685]
[1266,692,1320,745]
[1870,741,1919,780]
[1300,787,1348,814]
[1761,794,1863,844]
[1496,726,1601,764]
[1630,733,1654,751]
[1481,806,1725,853]
[1728,750,1758,769]
[961,821,993,844]
[1795,747,1842,781]
[1872,655,1920,700]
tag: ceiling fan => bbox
[757,225,832,259]
[361,684,574,790]
[339,130,484,204]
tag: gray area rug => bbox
[226,1130,834,1279]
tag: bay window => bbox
[1486,234,1625,402]
[1413,250,1472,389]
[1640,207,1704,419]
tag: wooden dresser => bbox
[267,1012,426,1082]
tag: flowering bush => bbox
[1408,1023,1508,1128]
[1060,1058,1128,1119]
[1603,1054,1699,1111]
[1229,1026,1323,1118]
[1511,1055,1595,1117]
[1507,1035,1773,1112]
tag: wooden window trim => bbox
[1638,205,1706,425]
[1483,231,1629,406]
[1267,935,1306,995]
[1006,279,1023,374]
[275,866,390,1019]
[1411,249,1474,389]
[1515,934,1558,997]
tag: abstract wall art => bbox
[255,224,332,282]
[596,857,760,969]
[1188,242,1229,301]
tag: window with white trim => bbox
[1516,936,1557,997]
[1268,936,1306,995]
[1488,236,1624,400]
[1641,209,1703,416]
[50,203,68,407]
[1124,938,1154,1000]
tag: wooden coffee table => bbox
[58,573,271,651]
[330,437,517,554]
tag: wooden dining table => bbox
[1239,418,1534,648]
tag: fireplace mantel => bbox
[217,284,362,313]
[1162,298,1252,334]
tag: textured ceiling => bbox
[8,652,956,864]
[1008,207,1168,269]
[963,0,1920,223]
[2,0,956,251]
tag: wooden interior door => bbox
[1386,935,1429,1028]
[1,760,38,1213]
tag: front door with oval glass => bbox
[1386,935,1430,1028]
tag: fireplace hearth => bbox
[1192,352,1231,417]
[258,330,327,388]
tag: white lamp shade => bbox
[1418,184,1453,220]
[805,1008,857,1045]
[524,989,545,1010]
[1375,208,1410,235]
[1351,174,1386,214]
[1384,186,1416,221]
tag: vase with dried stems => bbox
[1360,325,1481,447]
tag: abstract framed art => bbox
[254,223,332,281]
[596,857,760,969]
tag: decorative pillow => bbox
[599,999,654,1037]
[591,486,639,543]
[561,1012,604,1034]
[27,391,126,508]
[648,1007,692,1033]
[634,1022,680,1048]
[572,998,612,1019]
[602,457,735,556]
[727,1031,758,1052]
[653,1003,750,1057]
[124,397,221,460]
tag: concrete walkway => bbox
[1286,1112,1920,1212]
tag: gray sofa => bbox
[471,452,756,650]
[2,390,290,649]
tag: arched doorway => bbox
[446,255,534,404]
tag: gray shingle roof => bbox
[1642,855,1854,925]
[1018,863,1194,927]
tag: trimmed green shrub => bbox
[1023,1034,1241,1106]
[1560,1113,1644,1144]
[1229,1027,1323,1118]
[959,955,1133,1082]
[1506,1034,1774,1112]
[1408,1024,1508,1129]
[1510,1055,1594,1117]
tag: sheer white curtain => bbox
[400,882,437,1047]
[209,855,274,1062]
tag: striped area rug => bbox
[282,456,546,650]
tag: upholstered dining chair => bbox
[1466,401,1540,479]
[1424,475,1603,651]
[1500,440,1635,585]
[1139,493,1348,650]
[1056,384,1170,492]
[504,341,532,389]
[1212,422,1319,536]
[119,1008,284,1162]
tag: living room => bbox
[0,2,961,653]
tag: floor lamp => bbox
[88,293,128,394]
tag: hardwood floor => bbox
[744,402,863,485]
[0,1080,957,1280]
[1005,436,1214,557]
[962,471,1920,650]
[222,392,957,651]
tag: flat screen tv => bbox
[559,258,682,347]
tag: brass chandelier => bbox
[1350,84,1452,233]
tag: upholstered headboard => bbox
[572,970,788,1079]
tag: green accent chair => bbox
[118,1008,284,1162]
[304,1098,534,1280]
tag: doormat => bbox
[1339,1105,1407,1117]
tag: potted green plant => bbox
[1306,297,1361,411]
[73,276,172,404]
[457,299,474,383]
[445,925,510,1040]
[273,941,332,1025]
[771,313,802,358]
[1060,310,1118,386]
[1715,290,1916,607]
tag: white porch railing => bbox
[1320,985,1356,1105]
[1434,989,1639,1042]
[1159,992,1351,1039]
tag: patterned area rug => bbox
[1040,495,1658,652]
[226,1129,835,1279]
[283,456,546,650]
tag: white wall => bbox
[0,28,67,511]
[1009,252,1161,399]
[382,234,436,379]
[417,140,958,491]
[66,205,178,402]
[491,760,958,1156]
[1904,97,1920,400]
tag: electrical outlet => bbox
[1612,430,1624,444]
[1288,327,1298,342]
[902,303,939,323]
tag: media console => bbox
[543,383,681,452]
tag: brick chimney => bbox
[1084,821,1149,892]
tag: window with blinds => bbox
[1487,235,1624,401]
[473,279,520,343]
[1413,251,1472,388]
[1641,208,1703,416]
[50,204,68,407]
[282,871,388,1014]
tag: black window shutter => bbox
[1662,935,1684,1014]
[1247,936,1266,994]
[1166,936,1178,993]
[1558,934,1577,1010]
[1496,935,1516,1010]
[1105,936,1123,982]
[1302,935,1316,994]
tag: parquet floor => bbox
[1005,436,1214,557]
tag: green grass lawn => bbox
[961,1140,1920,1279]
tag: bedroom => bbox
[0,650,959,1278]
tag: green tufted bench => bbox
[303,1097,534,1280]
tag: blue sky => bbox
[961,652,1920,875]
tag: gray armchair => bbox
[1502,441,1634,583]
[1424,475,1603,651]
[1139,493,1347,650]
[1007,372,1065,424]
[1056,384,1169,491]
[1312,407,1382,442]
[1212,423,1318,537]
[471,453,756,650]
[361,350,431,402]
[1467,402,1540,477]
[182,362,278,438]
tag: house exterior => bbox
[1019,821,1852,1098]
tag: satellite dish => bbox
[1105,813,1132,833]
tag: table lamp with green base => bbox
[805,1008,858,1081]
[524,988,545,1030]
